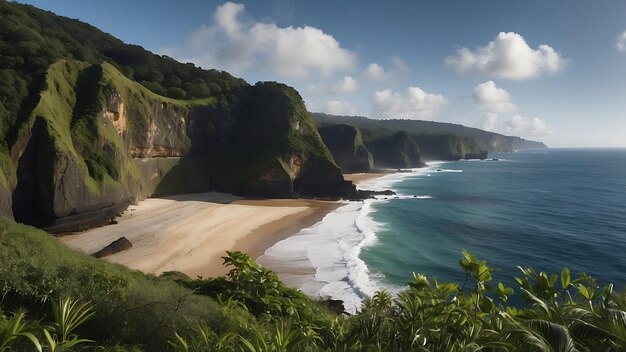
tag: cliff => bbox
[318,124,373,173]
[365,131,425,168]
[0,1,360,229]
[2,61,354,230]
[312,113,547,161]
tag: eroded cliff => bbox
[3,61,354,230]
[318,124,374,173]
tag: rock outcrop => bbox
[365,131,425,168]
[413,134,487,161]
[318,124,374,173]
[92,237,133,258]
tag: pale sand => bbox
[344,172,392,187]
[60,192,339,278]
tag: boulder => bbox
[92,237,132,258]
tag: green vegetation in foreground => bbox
[2,219,626,351]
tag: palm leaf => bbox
[526,319,580,352]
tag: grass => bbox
[5,58,219,207]
[2,218,626,351]
[0,218,227,349]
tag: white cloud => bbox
[331,76,358,94]
[323,100,358,115]
[482,113,498,131]
[617,31,626,52]
[506,115,554,135]
[362,56,409,82]
[473,81,516,113]
[445,32,567,79]
[176,2,356,79]
[363,63,387,81]
[371,87,448,120]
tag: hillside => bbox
[312,113,547,161]
[2,218,625,351]
[0,1,355,229]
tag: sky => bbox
[20,0,626,147]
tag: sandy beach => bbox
[60,173,387,281]
[60,192,339,278]
[343,172,391,187]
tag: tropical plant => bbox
[0,308,42,351]
[42,297,94,351]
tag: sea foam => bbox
[260,165,439,313]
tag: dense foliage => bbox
[1,219,625,351]
[0,0,246,146]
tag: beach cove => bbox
[59,193,339,278]
[60,172,385,280]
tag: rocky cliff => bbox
[412,134,485,161]
[318,124,373,173]
[2,61,354,231]
[312,113,547,161]
[365,131,425,168]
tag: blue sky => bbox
[21,0,626,147]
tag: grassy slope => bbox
[8,59,215,199]
[0,218,230,348]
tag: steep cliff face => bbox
[318,124,374,173]
[312,113,547,157]
[212,82,355,198]
[0,150,15,218]
[413,134,487,161]
[365,131,425,168]
[3,61,353,230]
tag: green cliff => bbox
[312,113,547,161]
[318,124,374,173]
[0,1,354,229]
[365,131,425,168]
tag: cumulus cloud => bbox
[363,63,387,81]
[362,56,409,82]
[506,115,554,135]
[617,31,626,52]
[330,76,359,94]
[370,87,448,120]
[175,2,356,78]
[323,100,358,115]
[473,81,516,113]
[445,32,567,79]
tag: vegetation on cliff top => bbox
[0,0,242,200]
[1,218,625,351]
[312,113,547,160]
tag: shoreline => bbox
[258,171,392,289]
[343,171,393,188]
[59,171,395,295]
[259,170,412,313]
[60,192,340,279]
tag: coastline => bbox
[259,170,415,313]
[258,172,391,289]
[60,192,340,278]
[59,170,399,309]
[343,171,392,186]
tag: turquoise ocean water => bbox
[262,148,626,312]
[362,148,626,294]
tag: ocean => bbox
[262,148,626,313]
